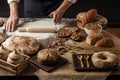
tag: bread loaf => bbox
[37,48,60,66]
[86,34,104,45]
[95,38,114,47]
[82,9,97,27]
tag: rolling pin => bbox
[18,27,57,33]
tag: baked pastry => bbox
[76,9,108,30]
[86,33,104,45]
[0,18,4,26]
[92,51,119,68]
[0,45,10,61]
[52,40,63,47]
[37,48,60,66]
[57,27,78,38]
[7,51,24,65]
[2,36,40,56]
[71,30,84,41]
[94,38,114,47]
[81,9,97,27]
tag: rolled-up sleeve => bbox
[68,0,77,4]
[7,0,20,3]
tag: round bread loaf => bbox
[37,48,60,66]
[2,36,40,56]
[92,51,119,68]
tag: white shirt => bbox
[7,0,77,4]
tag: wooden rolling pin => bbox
[18,27,57,33]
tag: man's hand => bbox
[6,1,19,32]
[6,13,19,32]
[49,10,64,24]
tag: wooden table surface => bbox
[107,28,120,39]
[0,18,120,80]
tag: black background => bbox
[0,0,120,27]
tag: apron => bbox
[24,0,63,18]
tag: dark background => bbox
[0,0,120,27]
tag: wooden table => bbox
[0,18,120,80]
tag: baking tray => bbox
[72,53,118,72]
[30,55,68,72]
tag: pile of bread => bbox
[76,9,114,47]
[76,9,108,30]
[0,36,61,66]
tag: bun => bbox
[95,38,114,47]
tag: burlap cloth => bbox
[35,51,111,80]
[34,30,120,80]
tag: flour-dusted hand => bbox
[6,13,19,32]
[49,10,64,24]
[6,1,19,32]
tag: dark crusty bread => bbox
[95,38,114,47]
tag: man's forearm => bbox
[56,0,75,14]
[9,2,18,16]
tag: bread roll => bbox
[95,38,114,47]
[86,34,104,45]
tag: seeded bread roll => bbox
[95,38,114,47]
